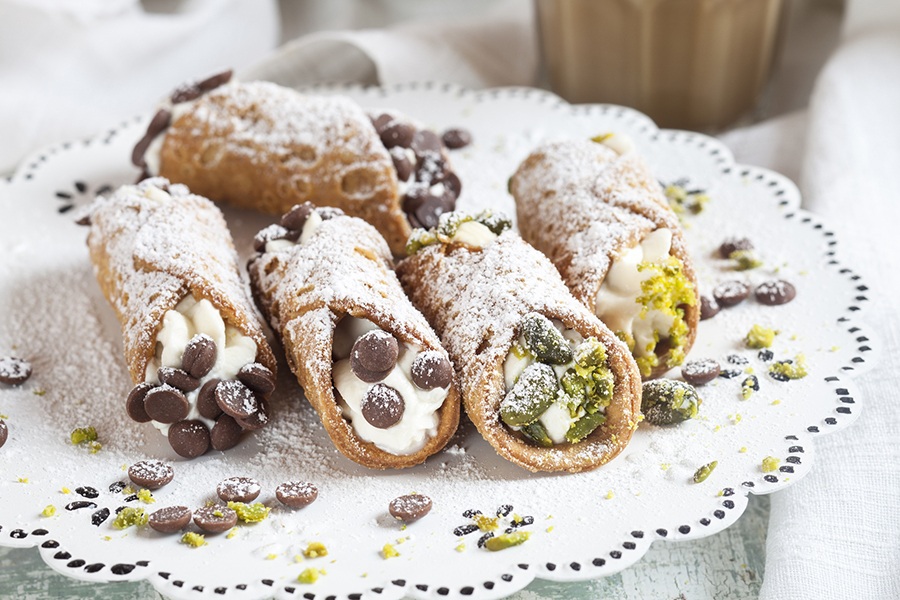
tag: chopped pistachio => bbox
[664,184,710,216]
[634,257,696,375]
[180,532,207,548]
[136,489,155,504]
[227,501,270,523]
[265,553,278,561]
[474,514,499,532]
[484,531,531,551]
[520,313,573,364]
[605,490,615,500]
[60,487,71,494]
[381,543,400,559]
[41,505,56,518]
[730,250,763,270]
[641,380,700,425]
[226,528,238,540]
[769,355,808,380]
[692,461,718,483]
[739,446,748,453]
[297,568,320,584]
[741,375,759,400]
[546,526,554,533]
[33,388,46,397]
[69,426,98,445]
[745,325,777,349]
[455,543,466,552]
[405,210,511,254]
[17,477,28,484]
[303,542,328,558]
[761,456,780,473]
[771,399,782,405]
[499,363,558,428]
[112,507,148,530]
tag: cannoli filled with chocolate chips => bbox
[131,71,464,255]
[86,178,277,458]
[248,203,460,469]
[510,137,699,378]
[396,211,642,473]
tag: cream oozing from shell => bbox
[331,317,450,455]
[143,98,203,176]
[595,228,675,358]
[144,296,257,435]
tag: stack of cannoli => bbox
[247,203,460,469]
[85,178,278,458]
[397,212,642,473]
[510,137,699,378]
[131,72,463,255]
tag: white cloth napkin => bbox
[0,0,279,174]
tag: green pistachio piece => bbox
[521,420,553,447]
[692,460,718,483]
[499,363,558,427]
[641,379,700,426]
[520,313,573,365]
[565,411,607,443]
[484,531,531,551]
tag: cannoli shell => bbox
[158,82,411,255]
[511,140,700,379]
[396,233,642,473]
[248,214,460,469]
[86,179,277,384]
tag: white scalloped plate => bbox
[0,83,878,600]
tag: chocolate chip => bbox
[755,280,796,306]
[170,83,202,104]
[148,506,192,534]
[237,363,276,395]
[131,109,171,168]
[281,202,314,232]
[352,331,399,375]
[75,213,91,226]
[235,397,269,431]
[128,460,174,490]
[682,359,721,386]
[389,494,432,523]
[441,128,472,149]
[381,122,415,149]
[125,382,155,423]
[371,113,393,133]
[438,171,462,199]
[700,295,720,320]
[158,367,200,392]
[181,334,217,379]
[210,414,243,451]
[0,420,7,448]
[718,237,754,258]
[168,420,210,459]
[275,481,318,508]
[413,192,454,230]
[197,69,233,92]
[215,380,258,419]
[193,506,237,533]
[361,384,404,429]
[253,224,293,252]
[411,130,442,155]
[390,148,414,182]
[143,385,190,424]
[216,477,261,503]
[415,153,449,184]
[712,281,750,308]
[197,379,223,420]
[0,356,32,385]
[411,352,453,390]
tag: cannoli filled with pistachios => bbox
[396,211,642,473]
[510,137,699,379]
[247,203,460,469]
[85,178,278,459]
[131,71,463,255]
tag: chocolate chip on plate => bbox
[158,366,201,392]
[125,382,155,423]
[712,280,751,308]
[0,356,32,386]
[281,202,315,232]
[352,331,399,376]
[718,236,754,258]
[380,122,415,149]
[361,384,405,429]
[148,506,192,534]
[275,481,318,508]
[197,379,223,420]
[181,334,217,379]
[237,363,276,395]
[215,380,258,419]
[193,505,238,533]
[700,295,720,320]
[168,420,211,459]
[389,494,432,523]
[144,385,190,424]
[210,414,243,451]
[411,130,442,156]
[0,420,8,448]
[128,460,175,490]
[217,477,261,503]
[755,280,797,306]
[441,128,472,149]
[411,352,453,390]
[682,359,721,386]
[235,398,269,431]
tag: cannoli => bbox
[396,212,642,473]
[131,71,462,255]
[510,137,699,379]
[86,178,277,458]
[247,203,460,469]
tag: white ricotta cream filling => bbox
[331,317,449,455]
[144,100,197,176]
[595,228,675,358]
[502,322,589,445]
[594,132,636,155]
[144,296,257,435]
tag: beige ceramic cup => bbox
[536,0,787,130]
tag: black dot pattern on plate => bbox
[678,525,691,534]
[623,542,636,550]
